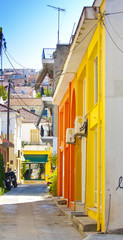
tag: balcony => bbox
[42,48,55,66]
[40,124,53,145]
[41,85,53,97]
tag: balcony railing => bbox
[42,48,55,60]
[41,85,53,97]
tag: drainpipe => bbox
[68,82,71,207]
[97,14,101,231]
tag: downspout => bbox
[68,82,71,207]
[97,13,101,231]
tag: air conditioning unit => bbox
[75,116,87,136]
[66,128,75,144]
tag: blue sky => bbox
[1,0,94,70]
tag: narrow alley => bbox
[0,184,83,240]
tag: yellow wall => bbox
[45,161,51,182]
[75,0,105,231]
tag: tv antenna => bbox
[47,5,65,44]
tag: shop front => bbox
[23,151,51,182]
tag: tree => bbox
[35,92,41,98]
[0,86,8,100]
[21,159,30,179]
[50,169,57,196]
[50,153,57,168]
[0,153,5,188]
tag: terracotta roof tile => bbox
[0,138,14,148]
[0,104,19,112]
[19,108,49,124]
[7,98,42,106]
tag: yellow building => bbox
[53,0,123,233]
[23,148,51,182]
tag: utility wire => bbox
[105,11,123,16]
[3,46,38,81]
[71,22,98,53]
[35,21,100,89]
[11,86,31,110]
[5,49,30,69]
[3,47,19,74]
[11,86,52,118]
[103,21,123,53]
[106,15,123,41]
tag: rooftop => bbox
[0,104,19,113]
[7,97,42,107]
[19,107,49,124]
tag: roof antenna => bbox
[47,5,65,44]
[69,22,76,44]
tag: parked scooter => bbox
[9,171,17,188]
[5,172,11,190]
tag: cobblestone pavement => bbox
[0,184,83,240]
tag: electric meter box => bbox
[66,128,75,144]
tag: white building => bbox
[0,104,23,181]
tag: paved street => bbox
[0,184,83,240]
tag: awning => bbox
[24,154,48,163]
[0,138,14,148]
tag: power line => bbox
[3,47,39,90]
[103,21,123,53]
[11,86,31,110]
[106,15,123,41]
[3,47,19,74]
[5,49,31,69]
[70,12,106,53]
[71,22,98,52]
[105,12,123,16]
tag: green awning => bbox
[24,154,48,163]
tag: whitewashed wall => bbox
[1,112,16,134]
[21,123,37,143]
[105,0,123,232]
[0,112,22,153]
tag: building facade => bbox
[53,0,123,233]
[0,104,22,181]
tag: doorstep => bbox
[72,215,97,234]
[76,201,85,212]
[54,198,97,236]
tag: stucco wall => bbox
[53,44,69,138]
[105,0,123,231]
[1,112,16,134]
[22,123,37,143]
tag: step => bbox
[73,216,97,233]
[57,199,67,205]
[70,211,87,219]
[76,201,85,212]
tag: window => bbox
[30,109,35,114]
[94,56,98,104]
[100,126,102,209]
[43,109,48,117]
[83,78,86,116]
[100,49,102,99]
[94,129,98,207]
[30,129,40,144]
